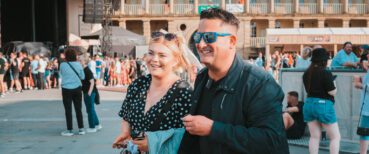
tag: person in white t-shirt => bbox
[37,57,47,90]
[115,57,121,85]
[88,57,97,79]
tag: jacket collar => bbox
[206,54,244,94]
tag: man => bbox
[295,47,312,68]
[283,91,306,139]
[9,52,22,93]
[179,8,289,154]
[37,55,47,90]
[21,50,31,90]
[0,52,6,97]
[255,52,264,68]
[331,42,359,68]
[31,55,39,89]
[88,54,97,79]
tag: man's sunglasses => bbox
[193,32,232,44]
[151,32,177,41]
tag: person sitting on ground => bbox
[283,91,306,139]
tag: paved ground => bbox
[0,89,331,154]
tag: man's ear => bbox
[230,35,237,49]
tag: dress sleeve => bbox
[118,82,137,121]
[174,81,193,127]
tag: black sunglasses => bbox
[151,32,177,41]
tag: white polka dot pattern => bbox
[118,75,193,132]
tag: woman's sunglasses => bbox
[193,32,232,44]
[151,32,177,41]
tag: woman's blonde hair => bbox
[78,53,90,66]
[149,32,190,74]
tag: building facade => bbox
[68,0,369,59]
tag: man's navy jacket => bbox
[179,55,289,154]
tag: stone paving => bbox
[0,88,353,154]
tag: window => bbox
[275,21,281,28]
[251,22,256,37]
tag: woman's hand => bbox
[354,76,363,89]
[112,132,130,149]
[132,136,149,152]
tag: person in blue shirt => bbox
[95,55,102,83]
[255,52,264,68]
[60,48,85,136]
[296,47,312,69]
[331,42,359,68]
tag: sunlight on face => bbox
[146,43,177,78]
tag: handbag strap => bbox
[66,62,81,80]
[149,80,182,131]
[358,85,368,126]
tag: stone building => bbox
[68,0,369,59]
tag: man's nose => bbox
[197,38,207,48]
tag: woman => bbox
[111,32,193,153]
[108,61,116,86]
[354,51,369,154]
[303,48,340,154]
[79,54,101,133]
[45,61,53,89]
[60,48,85,136]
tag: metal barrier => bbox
[299,3,318,14]
[323,3,343,14]
[250,37,266,48]
[124,4,144,15]
[275,3,293,14]
[173,4,194,15]
[250,3,269,15]
[150,4,169,15]
[348,4,367,14]
[280,68,366,141]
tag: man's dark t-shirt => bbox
[82,67,97,93]
[196,78,223,154]
[303,69,335,102]
[10,58,19,73]
[0,58,5,74]
[286,102,306,139]
[22,57,31,73]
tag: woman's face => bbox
[147,43,177,78]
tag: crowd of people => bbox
[249,42,369,82]
[0,49,151,98]
[110,9,369,154]
[3,8,369,154]
[0,50,61,98]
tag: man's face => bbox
[287,95,298,105]
[196,19,236,68]
[344,44,352,53]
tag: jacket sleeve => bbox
[208,75,288,153]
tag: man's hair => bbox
[21,48,28,56]
[64,48,78,62]
[200,8,240,30]
[343,41,352,47]
[288,91,298,98]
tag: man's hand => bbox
[132,137,148,152]
[182,115,214,136]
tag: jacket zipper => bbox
[220,94,227,110]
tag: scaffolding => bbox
[101,0,113,56]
